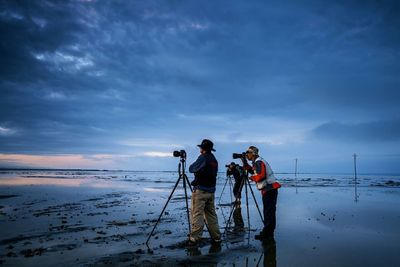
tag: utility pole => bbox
[295,158,298,194]
[353,153,358,202]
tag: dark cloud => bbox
[0,0,399,171]
[0,1,86,82]
[313,119,400,142]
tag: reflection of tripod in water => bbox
[224,167,264,237]
[145,152,193,248]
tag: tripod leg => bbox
[224,175,246,233]
[220,202,228,225]
[247,179,264,223]
[184,174,193,193]
[218,177,229,204]
[245,177,250,233]
[183,174,213,236]
[183,174,193,193]
[256,251,264,267]
[223,200,237,234]
[229,176,233,204]
[146,176,182,247]
[182,173,191,233]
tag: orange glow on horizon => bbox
[0,153,115,169]
[0,177,134,188]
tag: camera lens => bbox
[232,153,242,159]
[173,150,186,158]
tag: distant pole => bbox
[353,153,358,202]
[295,158,298,194]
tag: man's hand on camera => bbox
[241,157,250,167]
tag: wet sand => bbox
[0,170,399,266]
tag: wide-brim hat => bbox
[197,139,216,152]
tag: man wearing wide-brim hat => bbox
[188,139,221,245]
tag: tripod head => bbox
[173,150,186,160]
[174,150,187,175]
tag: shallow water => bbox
[0,170,399,266]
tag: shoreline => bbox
[0,172,399,266]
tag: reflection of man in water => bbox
[226,162,244,204]
[233,206,244,231]
[262,238,277,267]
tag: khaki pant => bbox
[190,189,221,242]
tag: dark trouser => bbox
[233,206,244,229]
[262,189,278,235]
[233,177,243,199]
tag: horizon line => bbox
[0,168,399,176]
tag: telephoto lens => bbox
[232,152,245,159]
[173,150,186,159]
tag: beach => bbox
[0,170,399,266]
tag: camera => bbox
[225,163,237,168]
[173,150,187,159]
[232,152,246,159]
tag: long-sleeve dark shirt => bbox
[189,152,218,193]
[227,166,242,183]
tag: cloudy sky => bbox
[0,0,399,173]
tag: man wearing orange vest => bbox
[242,146,281,240]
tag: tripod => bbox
[218,172,234,205]
[224,167,264,237]
[145,155,192,247]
